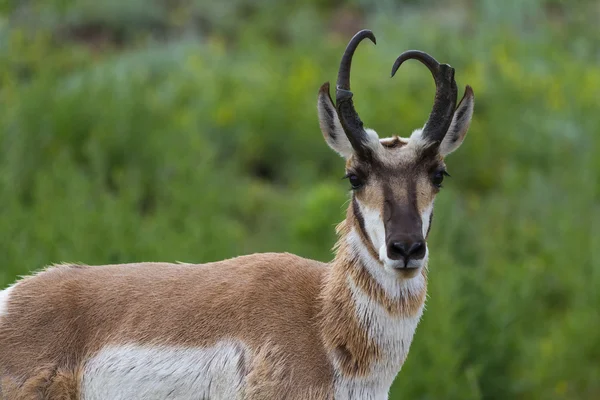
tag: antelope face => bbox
[318,30,474,277]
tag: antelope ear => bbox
[317,82,354,159]
[440,86,474,157]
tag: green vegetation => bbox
[1,0,599,398]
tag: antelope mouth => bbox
[394,264,422,279]
[379,245,425,277]
[391,261,422,277]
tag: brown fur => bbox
[244,343,333,400]
[1,365,81,400]
[0,255,336,398]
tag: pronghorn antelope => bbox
[0,29,474,400]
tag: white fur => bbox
[332,278,424,400]
[440,89,474,156]
[421,202,434,238]
[331,127,380,159]
[408,128,429,149]
[358,201,385,254]
[364,128,382,152]
[317,101,354,158]
[81,341,247,400]
[0,286,14,318]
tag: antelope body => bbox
[0,30,474,400]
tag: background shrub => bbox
[1,1,599,398]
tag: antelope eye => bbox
[346,174,364,190]
[432,170,449,188]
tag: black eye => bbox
[432,170,450,188]
[345,174,364,190]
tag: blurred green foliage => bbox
[1,0,599,398]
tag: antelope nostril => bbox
[387,240,426,261]
[390,242,409,257]
[407,241,425,258]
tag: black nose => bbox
[387,239,426,262]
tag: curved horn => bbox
[391,50,458,144]
[335,29,376,159]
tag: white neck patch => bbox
[331,273,425,400]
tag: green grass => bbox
[1,1,599,398]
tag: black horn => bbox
[391,50,458,144]
[335,29,376,159]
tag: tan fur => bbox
[244,344,333,399]
[1,256,336,398]
[1,365,81,400]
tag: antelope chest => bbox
[331,279,425,400]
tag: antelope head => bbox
[318,30,474,278]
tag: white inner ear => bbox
[440,87,474,156]
[317,84,382,159]
[317,87,354,159]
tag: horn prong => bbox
[336,30,376,92]
[391,50,440,78]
